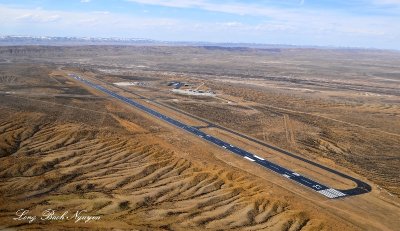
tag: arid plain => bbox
[0,46,399,230]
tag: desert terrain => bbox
[0,46,399,230]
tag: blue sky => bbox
[0,0,399,49]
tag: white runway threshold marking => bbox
[327,188,346,197]
[244,156,255,162]
[318,188,347,198]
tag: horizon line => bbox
[0,34,398,52]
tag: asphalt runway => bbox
[71,74,371,199]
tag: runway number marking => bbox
[313,185,322,190]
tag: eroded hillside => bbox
[0,96,349,230]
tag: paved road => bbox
[71,74,371,199]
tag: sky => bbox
[0,0,399,49]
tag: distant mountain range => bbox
[0,35,383,51]
[0,35,318,48]
[0,36,160,45]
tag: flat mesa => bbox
[2,44,394,231]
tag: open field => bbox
[0,46,399,230]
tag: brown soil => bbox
[0,46,399,230]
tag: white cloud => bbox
[124,0,399,34]
[127,0,205,8]
[92,11,110,15]
[0,4,178,36]
[0,2,399,49]
[0,5,175,26]
[80,0,91,3]
[16,13,61,23]
[217,22,243,27]
[126,0,297,18]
